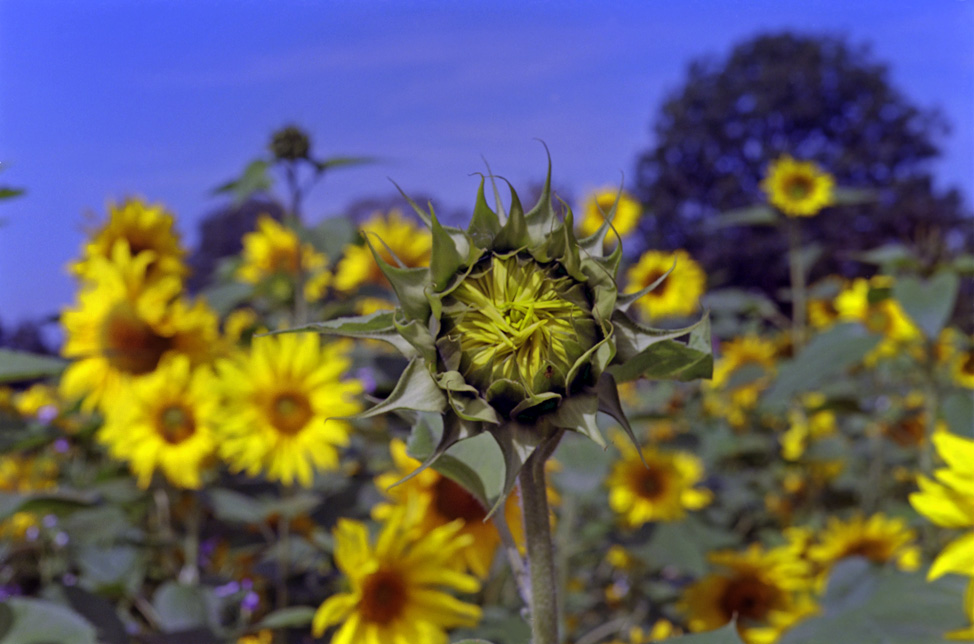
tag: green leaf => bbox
[0,489,99,522]
[548,395,604,447]
[492,183,530,252]
[893,271,960,339]
[951,253,974,275]
[609,314,713,383]
[763,324,881,406]
[197,282,252,317]
[255,606,316,629]
[452,640,495,644]
[429,209,467,291]
[363,234,431,323]
[638,515,738,576]
[777,559,970,644]
[59,585,129,644]
[313,155,375,173]
[152,582,217,633]
[0,187,25,200]
[281,311,419,358]
[853,244,918,270]
[212,159,273,204]
[942,391,974,438]
[76,545,143,594]
[207,488,267,524]
[433,431,506,510]
[0,598,98,644]
[467,178,501,248]
[304,215,358,260]
[350,359,446,420]
[0,349,67,383]
[831,186,877,205]
[706,204,779,230]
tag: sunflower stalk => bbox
[177,491,201,585]
[519,431,563,644]
[786,219,808,351]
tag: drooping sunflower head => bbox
[297,154,713,510]
[72,198,188,283]
[761,155,834,218]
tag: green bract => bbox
[289,156,712,512]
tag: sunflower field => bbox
[2,89,973,644]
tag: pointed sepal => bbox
[467,178,502,248]
[347,359,447,420]
[595,372,646,466]
[272,311,418,358]
[487,422,553,518]
[363,234,431,323]
[609,313,713,382]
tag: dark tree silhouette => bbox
[634,32,971,296]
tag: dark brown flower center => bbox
[433,476,486,522]
[270,392,313,436]
[842,538,891,563]
[157,404,196,444]
[359,569,407,625]
[635,467,667,500]
[721,575,777,621]
[785,176,813,200]
[101,303,172,375]
[643,270,670,297]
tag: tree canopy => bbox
[634,32,970,296]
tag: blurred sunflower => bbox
[333,209,432,292]
[910,431,974,580]
[606,621,683,644]
[606,432,712,528]
[237,215,331,301]
[704,335,778,427]
[215,333,362,487]
[948,579,974,641]
[0,454,58,539]
[373,439,554,579]
[71,198,188,283]
[808,513,920,576]
[624,249,706,321]
[780,392,837,461]
[60,244,222,411]
[760,155,834,218]
[577,188,642,239]
[833,276,920,363]
[679,544,814,644]
[311,509,482,644]
[98,356,218,489]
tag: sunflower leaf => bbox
[609,313,713,382]
[278,311,419,358]
[342,359,446,420]
[892,271,959,339]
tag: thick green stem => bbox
[787,219,807,351]
[519,441,560,644]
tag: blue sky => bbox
[1,0,972,325]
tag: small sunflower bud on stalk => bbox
[282,152,713,643]
[269,125,311,162]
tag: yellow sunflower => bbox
[780,392,837,461]
[624,249,706,321]
[577,188,642,239]
[98,356,218,489]
[71,198,188,283]
[311,508,482,644]
[0,453,58,539]
[333,209,432,292]
[704,335,778,427]
[808,513,920,576]
[947,579,974,641]
[606,432,712,529]
[760,155,834,218]
[606,621,683,644]
[215,333,362,487]
[60,244,222,412]
[833,276,921,363]
[236,215,332,301]
[910,431,974,580]
[373,439,550,579]
[679,544,814,644]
